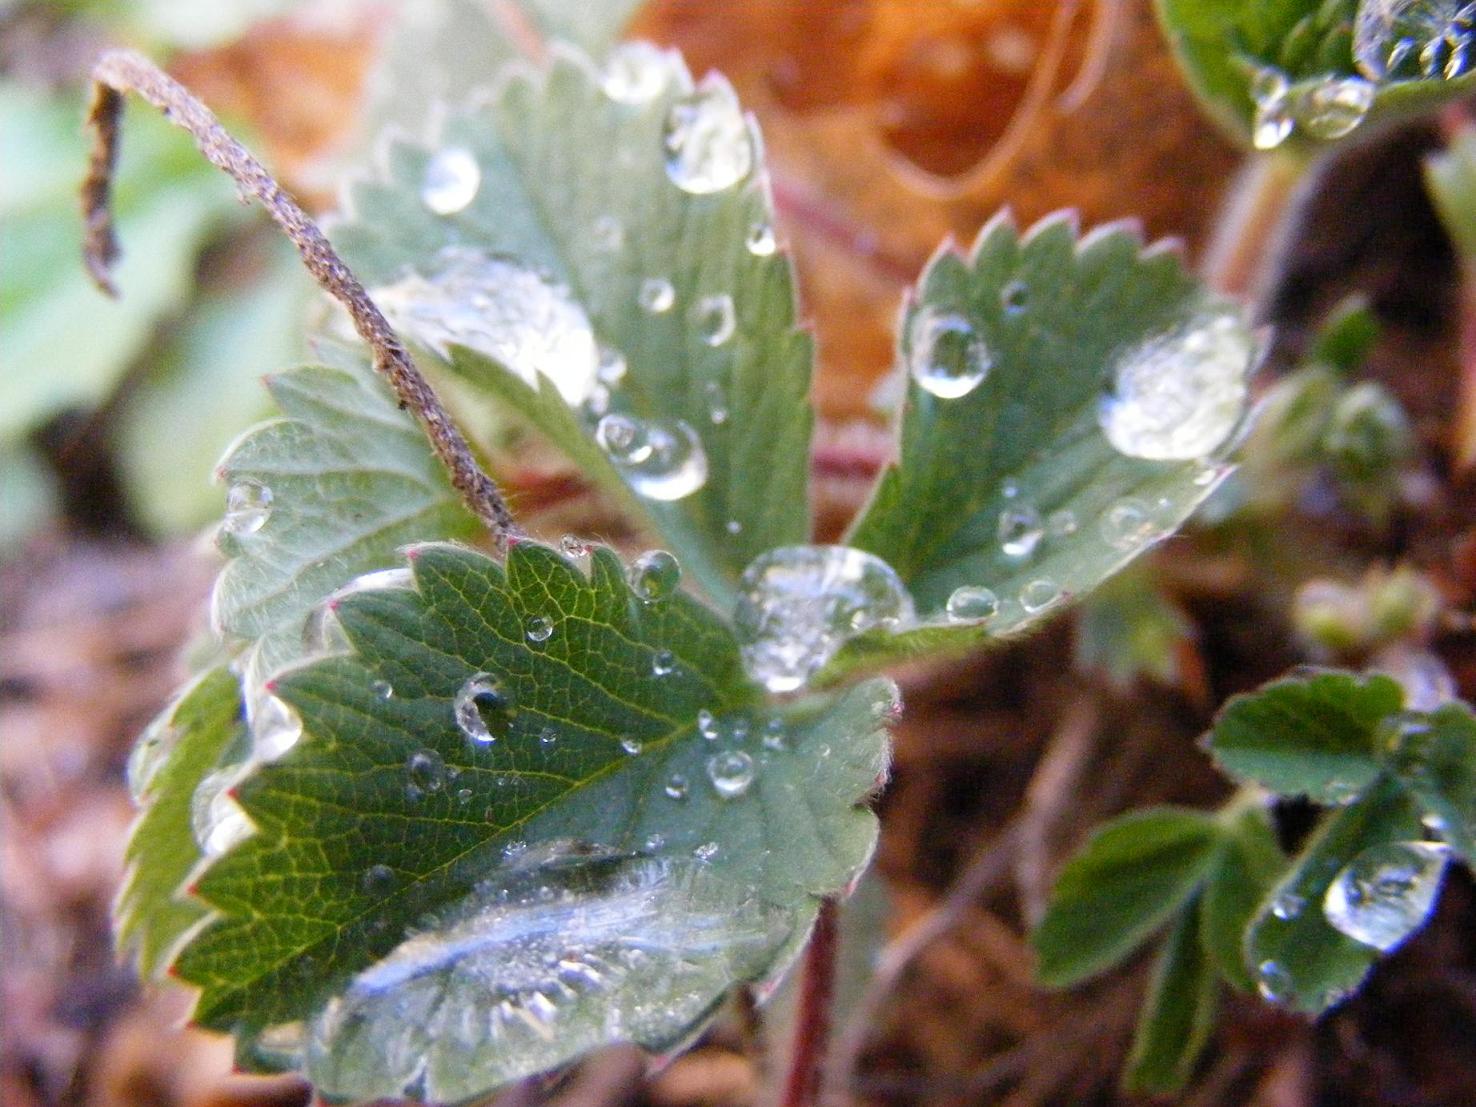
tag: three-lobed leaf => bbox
[174,540,893,1102]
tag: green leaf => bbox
[833,215,1252,676]
[1033,807,1222,987]
[116,667,245,978]
[1123,901,1219,1095]
[1206,670,1404,803]
[332,46,812,604]
[1244,775,1426,1014]
[0,82,240,440]
[116,236,309,536]
[1388,702,1476,861]
[1152,0,1476,153]
[1427,127,1476,261]
[1075,565,1195,689]
[210,350,480,686]
[1199,803,1286,992]
[173,541,892,1102]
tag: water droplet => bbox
[1355,0,1476,81]
[362,864,396,894]
[560,534,590,559]
[420,146,480,215]
[1297,77,1375,140]
[620,737,643,756]
[997,504,1043,559]
[663,79,753,193]
[734,545,915,693]
[1098,312,1252,460]
[1323,841,1450,951]
[946,585,999,623]
[726,519,743,535]
[1251,67,1294,150]
[1099,497,1161,551]
[706,750,755,799]
[1256,959,1293,1003]
[406,749,447,792]
[664,773,689,799]
[1047,509,1077,537]
[762,718,788,750]
[538,727,557,747]
[525,615,554,644]
[253,695,303,761]
[638,277,676,314]
[596,347,628,385]
[596,416,708,500]
[651,649,676,676]
[454,673,513,743]
[628,550,682,602]
[697,709,720,740]
[371,247,599,405]
[908,309,991,399]
[591,215,624,252]
[602,41,669,103]
[1001,279,1029,314]
[192,767,251,857]
[697,294,736,346]
[1019,578,1061,614]
[746,221,777,256]
[223,479,272,535]
[1270,892,1306,920]
[372,679,395,700]
[693,841,720,862]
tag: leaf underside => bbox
[174,540,892,1102]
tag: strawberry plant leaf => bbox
[116,667,245,978]
[331,46,812,604]
[1123,901,1219,1094]
[211,349,480,688]
[1206,670,1405,803]
[1033,807,1222,988]
[1245,775,1428,1014]
[1199,803,1286,992]
[1153,0,1476,154]
[832,215,1252,678]
[173,540,892,1102]
[1388,702,1476,861]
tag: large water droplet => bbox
[663,79,753,193]
[304,850,790,1103]
[1323,841,1450,951]
[734,545,915,692]
[909,309,991,399]
[1297,76,1375,140]
[454,673,513,743]
[1355,0,1476,80]
[253,695,303,761]
[946,585,999,623]
[420,146,481,215]
[192,767,252,857]
[525,615,554,644]
[371,247,598,406]
[1098,312,1252,461]
[628,550,682,602]
[596,415,708,500]
[223,479,272,535]
[706,750,756,799]
[997,503,1043,559]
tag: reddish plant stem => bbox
[781,898,840,1107]
[81,49,521,548]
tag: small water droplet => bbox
[651,649,676,676]
[1355,0,1476,81]
[406,749,447,792]
[1297,76,1375,140]
[597,416,708,500]
[1098,312,1252,460]
[454,673,513,743]
[762,718,788,750]
[372,679,394,700]
[726,519,743,535]
[735,546,915,692]
[697,294,736,346]
[620,737,644,756]
[707,750,755,799]
[663,79,753,193]
[1001,279,1029,315]
[693,841,720,861]
[909,309,991,399]
[192,767,252,857]
[1323,841,1450,951]
[1100,497,1161,550]
[525,615,554,644]
[591,214,624,252]
[1251,67,1293,150]
[538,727,557,747]
[697,709,719,740]
[603,41,669,103]
[1019,578,1060,614]
[560,534,590,559]
[998,504,1044,559]
[596,347,628,385]
[664,773,689,799]
[1256,959,1293,1003]
[746,221,777,256]
[420,146,481,215]
[638,277,676,314]
[253,695,303,761]
[946,585,999,623]
[628,550,682,602]
[1047,509,1077,537]
[362,863,396,894]
[1270,892,1306,921]
[223,479,272,535]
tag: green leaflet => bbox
[116,667,245,978]
[174,541,892,1102]
[1206,670,1405,803]
[1153,0,1476,154]
[331,45,812,605]
[1123,901,1219,1094]
[1199,803,1286,993]
[1032,807,1223,987]
[830,214,1252,679]
[1388,701,1476,862]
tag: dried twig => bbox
[81,49,521,546]
[781,899,840,1107]
[1013,697,1100,927]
